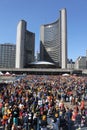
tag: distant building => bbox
[15,20,35,68]
[0,43,16,68]
[67,59,75,69]
[75,56,87,69]
[40,8,67,69]
[36,51,40,61]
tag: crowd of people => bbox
[0,74,87,130]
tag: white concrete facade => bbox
[15,20,26,68]
[60,8,67,69]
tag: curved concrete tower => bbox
[15,20,26,68]
[60,8,67,69]
[40,8,67,69]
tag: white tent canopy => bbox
[0,71,3,76]
[5,72,11,75]
[62,73,70,76]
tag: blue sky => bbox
[0,0,87,61]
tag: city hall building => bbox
[40,8,67,69]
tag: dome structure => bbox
[29,61,56,68]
